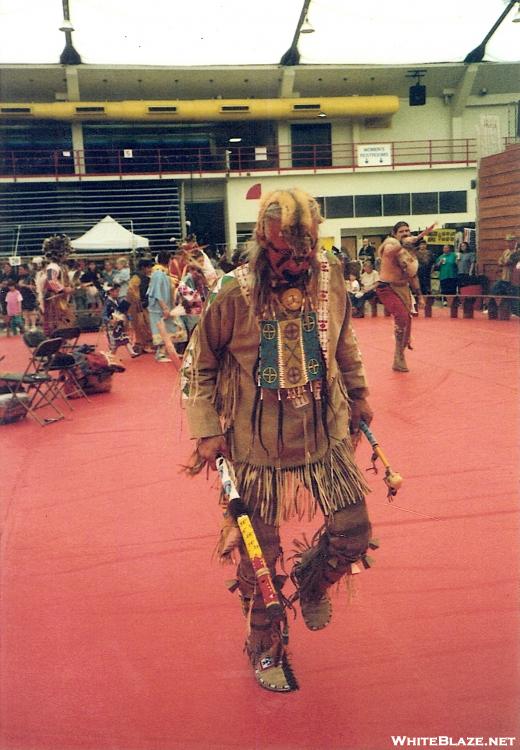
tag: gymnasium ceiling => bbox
[0,0,519,66]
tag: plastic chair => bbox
[0,338,66,425]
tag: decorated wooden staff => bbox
[215,455,284,623]
[359,420,403,500]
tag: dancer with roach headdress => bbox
[41,234,76,337]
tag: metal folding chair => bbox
[52,326,81,352]
[50,327,91,404]
[0,337,66,425]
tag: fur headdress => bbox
[254,188,323,244]
[247,189,324,318]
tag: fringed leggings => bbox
[376,283,412,348]
[237,499,372,651]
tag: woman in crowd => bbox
[434,244,458,299]
[351,260,379,318]
[80,260,103,311]
[127,259,154,354]
[18,275,39,329]
[102,259,116,288]
[112,256,131,300]
[456,241,476,289]
[416,240,434,295]
[147,250,186,363]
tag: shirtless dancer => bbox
[376,221,434,372]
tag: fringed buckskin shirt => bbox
[184,256,368,467]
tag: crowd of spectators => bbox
[338,233,492,315]
[0,238,238,366]
[1,232,518,340]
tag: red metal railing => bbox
[0,138,517,180]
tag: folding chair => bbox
[50,327,91,404]
[0,337,66,426]
[52,326,81,352]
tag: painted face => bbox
[263,218,318,281]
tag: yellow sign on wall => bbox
[321,236,335,252]
[425,229,456,245]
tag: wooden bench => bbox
[355,296,390,317]
[357,293,519,320]
[423,294,519,320]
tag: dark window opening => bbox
[412,192,438,214]
[355,194,382,217]
[291,123,332,168]
[439,191,467,213]
[383,193,411,216]
[325,195,354,219]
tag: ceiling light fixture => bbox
[300,16,315,34]
[280,0,314,65]
[464,0,517,62]
[59,0,81,65]
[229,137,242,142]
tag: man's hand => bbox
[349,398,374,448]
[422,222,437,238]
[197,435,228,470]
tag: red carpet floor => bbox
[1,311,519,750]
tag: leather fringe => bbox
[232,439,370,526]
[213,350,241,431]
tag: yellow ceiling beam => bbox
[0,96,399,121]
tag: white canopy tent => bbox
[70,216,149,251]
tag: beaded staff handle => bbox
[359,420,403,500]
[215,455,284,623]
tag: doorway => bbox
[185,201,225,252]
[291,123,332,168]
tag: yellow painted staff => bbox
[359,420,403,500]
[215,456,284,623]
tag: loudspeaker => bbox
[409,84,426,106]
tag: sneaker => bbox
[155,353,170,363]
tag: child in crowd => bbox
[102,284,138,357]
[19,277,39,329]
[5,282,25,336]
[345,272,360,299]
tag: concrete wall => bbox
[224,167,477,249]
[306,98,518,147]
